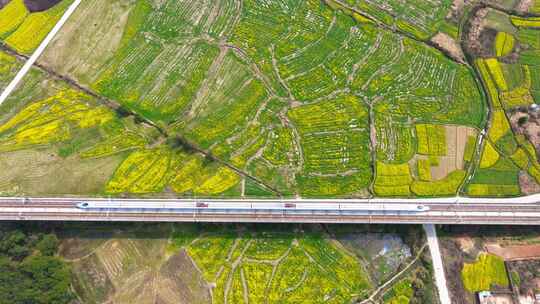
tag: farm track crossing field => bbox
[184,228,373,303]
[3,0,539,198]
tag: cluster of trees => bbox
[0,223,72,304]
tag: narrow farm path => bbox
[0,0,82,106]
[360,243,428,304]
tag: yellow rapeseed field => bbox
[5,0,71,54]
[106,149,158,193]
[511,16,540,28]
[494,32,514,57]
[170,156,204,193]
[462,253,508,292]
[488,110,510,143]
[479,141,500,169]
[0,0,28,38]
[195,167,240,195]
[0,89,116,152]
[485,58,508,91]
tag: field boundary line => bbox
[0,0,82,107]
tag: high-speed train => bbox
[76,201,430,212]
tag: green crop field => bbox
[461,253,509,292]
[1,0,539,199]
[5,2,540,304]
[340,0,455,40]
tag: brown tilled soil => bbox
[519,172,540,195]
[510,109,540,159]
[516,0,533,14]
[431,32,466,63]
[430,125,476,180]
[486,243,540,261]
[61,223,212,304]
[24,0,62,12]
[160,250,212,304]
[507,259,540,295]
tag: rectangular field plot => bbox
[374,162,412,196]
[416,124,446,156]
[426,125,477,181]
[411,170,465,196]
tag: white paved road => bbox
[424,224,451,304]
[0,0,82,106]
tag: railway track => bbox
[1,211,538,225]
[2,197,540,224]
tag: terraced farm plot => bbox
[375,115,415,164]
[232,0,483,123]
[1,0,494,197]
[185,229,372,303]
[288,94,372,196]
[88,0,242,123]
[367,41,484,127]
[339,0,455,40]
[61,224,433,304]
[4,0,539,198]
[64,224,212,304]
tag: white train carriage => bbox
[77,201,430,212]
[339,203,430,212]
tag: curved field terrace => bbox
[0,0,538,199]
